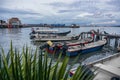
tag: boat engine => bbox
[61,42,68,55]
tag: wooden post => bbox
[107,38,110,46]
[87,33,88,37]
[81,33,83,39]
[95,35,97,41]
[100,35,101,40]
[115,38,118,48]
[83,33,85,39]
[118,39,120,47]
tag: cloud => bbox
[0,0,120,25]
[58,9,77,13]
[107,0,120,11]
[0,7,43,23]
[0,7,41,15]
[91,20,117,25]
[76,12,94,18]
[49,0,99,13]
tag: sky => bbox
[0,0,120,25]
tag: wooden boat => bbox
[66,39,107,57]
[32,34,74,42]
[57,37,93,47]
[42,37,93,54]
[30,29,71,39]
[69,65,94,77]
[31,30,81,42]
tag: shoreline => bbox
[0,25,119,29]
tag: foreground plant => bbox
[0,42,95,80]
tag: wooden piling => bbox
[115,38,118,48]
[81,33,83,39]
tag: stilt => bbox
[87,34,88,37]
[115,38,118,48]
[81,33,83,39]
[107,38,110,46]
[83,33,85,39]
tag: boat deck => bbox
[92,53,120,80]
[68,39,106,52]
[32,36,72,42]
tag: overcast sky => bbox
[0,0,120,25]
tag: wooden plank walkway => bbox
[92,30,120,38]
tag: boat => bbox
[93,53,120,79]
[43,37,93,54]
[32,34,75,42]
[69,65,94,77]
[30,28,71,39]
[31,31,80,42]
[69,24,80,28]
[66,39,107,57]
[58,37,93,47]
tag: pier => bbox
[79,29,120,50]
[78,30,120,79]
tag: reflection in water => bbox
[0,27,120,64]
[7,28,21,34]
[31,41,43,46]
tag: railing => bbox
[87,52,120,67]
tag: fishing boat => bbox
[32,34,74,42]
[30,28,71,39]
[55,37,93,47]
[31,30,81,42]
[69,65,94,77]
[42,37,93,53]
[66,39,107,57]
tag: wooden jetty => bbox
[79,29,120,49]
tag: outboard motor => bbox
[61,42,68,55]
[30,36,36,39]
[53,43,60,54]
[39,43,49,50]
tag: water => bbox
[0,27,120,64]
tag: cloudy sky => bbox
[0,0,120,25]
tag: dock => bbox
[79,29,120,50]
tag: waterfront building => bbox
[50,24,65,28]
[70,24,80,28]
[8,17,22,28]
[0,20,7,28]
[0,20,7,25]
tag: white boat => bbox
[66,39,107,56]
[91,53,120,80]
[31,34,74,42]
[30,28,71,39]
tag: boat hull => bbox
[66,45,104,57]
[45,38,93,54]
[32,38,72,42]
[30,30,71,39]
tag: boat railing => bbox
[87,52,120,67]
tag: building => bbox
[70,24,80,28]
[0,20,7,28]
[8,17,22,28]
[0,20,6,25]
